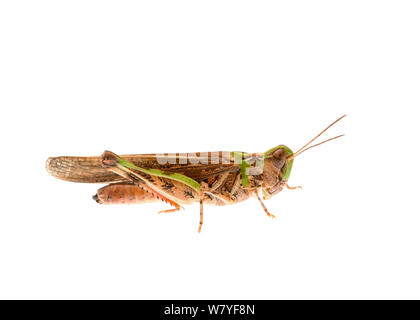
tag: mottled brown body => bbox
[46,115,346,232]
[46,149,287,231]
[46,151,278,206]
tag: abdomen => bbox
[93,183,159,204]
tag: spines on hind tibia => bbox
[93,183,159,204]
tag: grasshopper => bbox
[46,115,345,232]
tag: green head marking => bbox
[264,145,294,181]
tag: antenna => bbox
[289,134,344,159]
[289,115,346,159]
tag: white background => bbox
[0,1,419,299]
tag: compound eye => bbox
[271,149,286,169]
[272,149,284,159]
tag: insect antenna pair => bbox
[288,114,346,160]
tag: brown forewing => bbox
[46,152,240,183]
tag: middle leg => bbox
[255,189,276,218]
